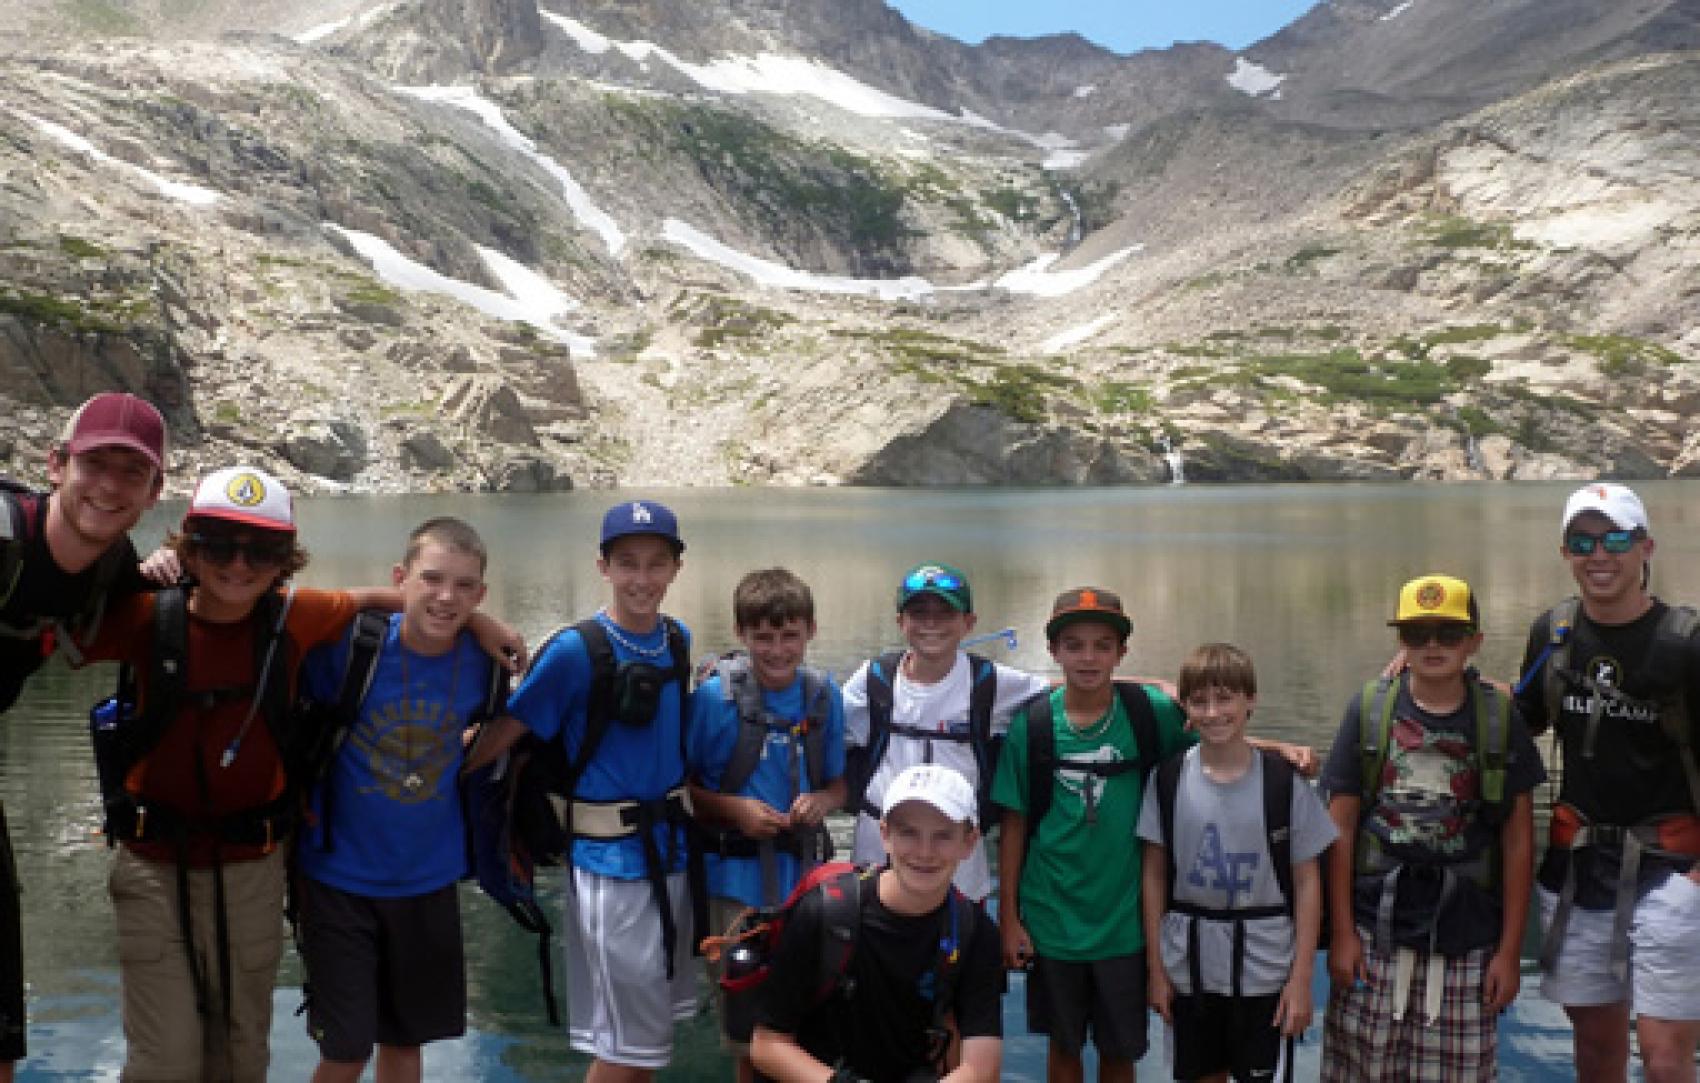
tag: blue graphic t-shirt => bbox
[507,615,692,880]
[687,670,847,908]
[298,615,493,897]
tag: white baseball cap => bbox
[881,764,976,824]
[1561,483,1649,536]
[187,466,295,532]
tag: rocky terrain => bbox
[1,0,1696,493]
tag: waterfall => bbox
[1060,188,1083,249]
[1465,434,1485,476]
[1159,435,1186,485]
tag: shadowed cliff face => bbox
[0,2,1695,493]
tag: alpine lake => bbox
[8,480,1700,1080]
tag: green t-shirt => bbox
[992,685,1192,961]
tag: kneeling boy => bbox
[751,764,1004,1083]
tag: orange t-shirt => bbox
[81,587,359,864]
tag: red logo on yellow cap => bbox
[1415,582,1446,611]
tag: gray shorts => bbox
[563,867,698,1068]
[1538,873,1700,1018]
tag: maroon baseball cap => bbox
[62,393,167,472]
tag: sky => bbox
[885,0,1320,55]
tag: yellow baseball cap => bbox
[1390,574,1476,626]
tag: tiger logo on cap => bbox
[1415,581,1446,612]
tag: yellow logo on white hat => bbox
[224,472,267,507]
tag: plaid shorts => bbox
[1322,941,1496,1083]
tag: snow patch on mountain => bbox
[326,224,594,354]
[1227,57,1287,98]
[16,109,222,205]
[396,84,627,255]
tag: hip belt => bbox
[1541,804,1700,981]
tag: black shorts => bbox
[0,803,23,1061]
[298,877,466,1062]
[1025,951,1148,1061]
[1173,992,1292,1083]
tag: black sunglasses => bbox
[189,532,293,569]
[1397,623,1475,649]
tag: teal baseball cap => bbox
[896,562,972,613]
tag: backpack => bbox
[713,653,832,798]
[1154,747,1298,917]
[1152,747,1299,998]
[87,584,299,848]
[845,651,1000,831]
[704,860,975,1070]
[0,479,128,676]
[1523,596,1700,816]
[1021,682,1165,847]
[295,609,509,853]
[1357,672,1510,812]
[462,615,698,1025]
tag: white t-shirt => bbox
[843,652,1050,901]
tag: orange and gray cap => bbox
[1045,586,1132,642]
[61,392,167,472]
[186,466,294,533]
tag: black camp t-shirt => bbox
[1516,600,1700,903]
[0,492,145,713]
[755,875,1004,1082]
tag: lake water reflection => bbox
[6,481,1698,1079]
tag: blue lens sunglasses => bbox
[1565,529,1639,556]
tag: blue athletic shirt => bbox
[297,615,493,896]
[687,671,847,909]
[506,615,692,879]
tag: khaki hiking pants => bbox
[110,843,288,1082]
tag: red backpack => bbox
[702,861,974,1052]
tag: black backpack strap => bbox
[564,619,620,788]
[0,486,28,612]
[1114,681,1162,780]
[813,865,868,1005]
[800,666,830,793]
[846,651,905,818]
[311,609,390,853]
[1155,752,1185,908]
[966,656,1001,831]
[925,888,977,1074]
[335,610,389,724]
[1260,748,1296,916]
[1023,690,1057,848]
[135,585,189,760]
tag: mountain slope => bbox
[1,0,1696,492]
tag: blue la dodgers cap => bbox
[599,499,684,556]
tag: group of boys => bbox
[2,391,1699,1083]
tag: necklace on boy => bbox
[397,642,461,795]
[595,608,669,660]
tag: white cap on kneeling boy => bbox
[881,764,976,824]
